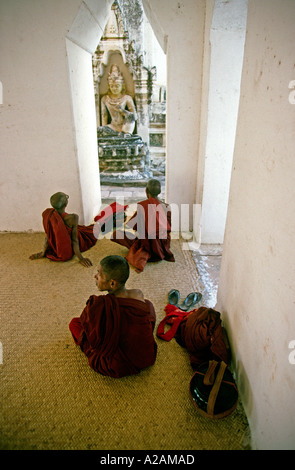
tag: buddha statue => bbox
[97,65,137,136]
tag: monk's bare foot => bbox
[29,252,45,260]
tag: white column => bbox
[200,0,248,243]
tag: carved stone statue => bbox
[97,64,151,182]
[98,65,137,136]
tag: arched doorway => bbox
[66,0,167,224]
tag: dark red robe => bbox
[69,294,157,378]
[93,202,128,237]
[112,197,175,272]
[42,208,97,261]
[174,307,229,368]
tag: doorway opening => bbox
[66,0,247,255]
[92,0,167,208]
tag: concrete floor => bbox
[101,184,148,201]
[191,244,223,308]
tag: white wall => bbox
[0,0,112,230]
[0,0,82,230]
[200,0,248,243]
[143,0,206,218]
[217,0,295,450]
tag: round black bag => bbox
[189,360,238,419]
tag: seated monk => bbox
[69,255,157,378]
[29,192,97,267]
[112,179,175,273]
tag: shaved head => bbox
[146,179,161,197]
[100,255,130,286]
[50,192,68,210]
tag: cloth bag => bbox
[157,304,230,367]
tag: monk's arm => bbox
[29,235,49,260]
[70,215,93,268]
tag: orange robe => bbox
[69,294,157,378]
[42,208,97,261]
[112,197,175,272]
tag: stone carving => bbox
[97,65,137,136]
[97,64,152,182]
[92,1,167,182]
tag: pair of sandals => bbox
[168,289,202,312]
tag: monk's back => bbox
[79,294,157,378]
[115,297,157,373]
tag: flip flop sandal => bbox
[178,292,202,311]
[168,289,180,306]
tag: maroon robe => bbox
[174,307,229,368]
[93,202,128,237]
[42,208,97,261]
[112,197,175,272]
[69,294,157,378]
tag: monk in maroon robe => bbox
[69,255,157,377]
[112,179,175,272]
[29,192,97,267]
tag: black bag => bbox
[189,360,238,419]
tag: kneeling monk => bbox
[112,179,175,272]
[29,192,97,267]
[69,255,157,377]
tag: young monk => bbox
[29,192,97,267]
[112,179,175,272]
[69,255,157,378]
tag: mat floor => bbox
[0,231,250,451]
